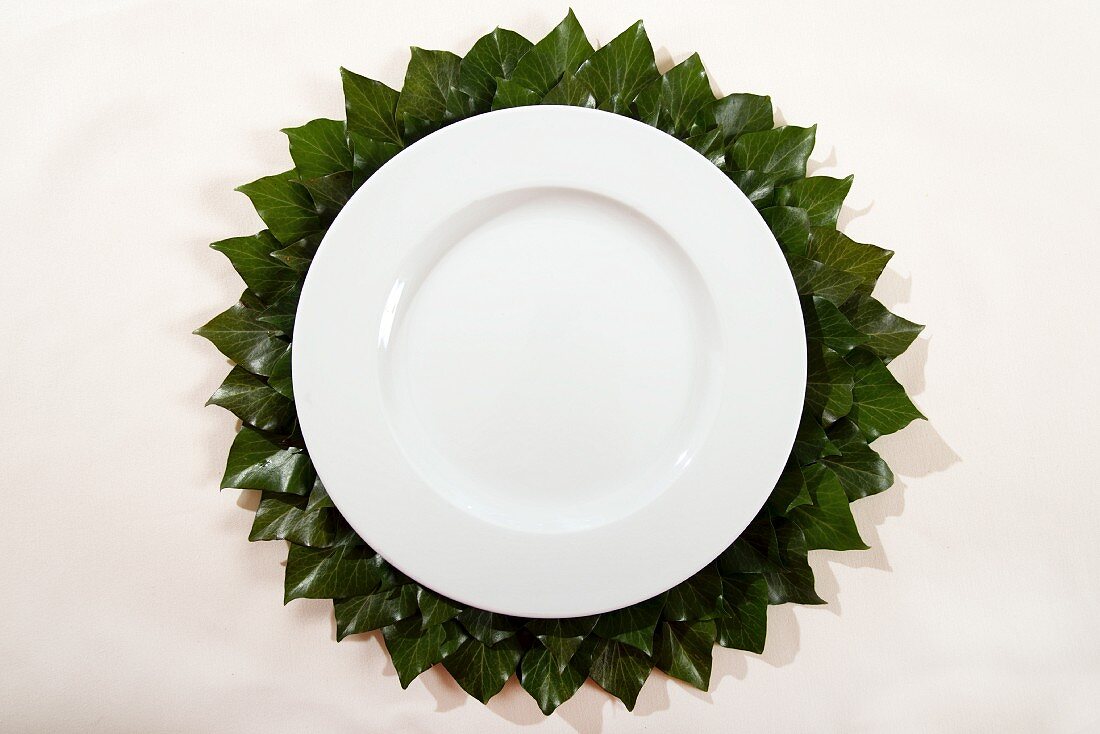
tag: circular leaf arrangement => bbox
[198,12,925,715]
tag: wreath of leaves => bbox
[197,11,925,715]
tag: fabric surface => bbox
[1,1,1097,732]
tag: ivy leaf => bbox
[714,575,769,653]
[785,253,862,306]
[788,463,868,551]
[335,584,419,639]
[762,521,825,605]
[249,491,335,547]
[663,564,722,621]
[417,587,462,627]
[305,477,333,511]
[340,68,403,147]
[574,21,659,114]
[256,283,301,336]
[803,295,867,354]
[206,365,293,432]
[731,125,816,184]
[767,459,812,515]
[519,644,587,715]
[776,175,854,228]
[807,227,893,293]
[683,127,725,167]
[806,343,855,426]
[442,635,523,704]
[594,594,664,655]
[210,231,298,301]
[490,78,543,109]
[821,421,895,501]
[382,617,449,688]
[284,531,392,603]
[525,616,597,670]
[282,119,352,179]
[236,171,321,245]
[793,410,839,466]
[456,609,525,647]
[653,620,715,690]
[726,169,778,206]
[270,237,317,274]
[459,28,533,112]
[718,512,782,574]
[541,72,595,108]
[846,348,924,440]
[195,299,286,376]
[843,295,924,363]
[587,639,651,710]
[760,206,810,256]
[696,92,773,140]
[267,345,293,400]
[346,132,401,186]
[299,171,353,217]
[397,47,464,126]
[634,53,714,136]
[508,9,594,96]
[220,426,312,494]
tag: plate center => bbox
[380,187,720,532]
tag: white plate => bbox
[293,106,805,618]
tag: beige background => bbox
[2,1,1097,732]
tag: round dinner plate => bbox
[293,106,805,618]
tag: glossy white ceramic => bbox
[293,106,805,617]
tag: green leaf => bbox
[574,21,659,114]
[236,171,321,245]
[519,644,587,715]
[397,47,464,126]
[788,463,868,551]
[346,133,401,186]
[663,564,722,621]
[443,635,523,704]
[206,366,294,432]
[684,127,725,167]
[256,283,301,336]
[456,609,524,647]
[792,410,831,465]
[210,231,299,301]
[490,78,544,109]
[806,343,855,426]
[541,72,595,108]
[382,617,449,688]
[282,118,352,179]
[719,512,782,574]
[767,459,812,515]
[727,169,778,206]
[587,639,651,710]
[525,616,597,670]
[786,252,862,305]
[803,295,867,354]
[653,620,715,690]
[843,295,924,363]
[760,206,810,256]
[459,27,533,112]
[267,345,293,400]
[698,92,773,140]
[731,125,816,184]
[821,421,895,501]
[807,228,893,293]
[714,575,769,653]
[846,349,924,440]
[270,237,317,274]
[299,171,353,216]
[249,491,335,547]
[508,9,594,96]
[335,584,419,639]
[195,299,286,376]
[634,53,714,136]
[776,175,853,228]
[220,426,312,494]
[305,477,334,511]
[284,531,392,603]
[340,68,403,147]
[594,594,664,655]
[762,521,825,605]
[417,587,462,627]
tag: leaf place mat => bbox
[197,11,925,715]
